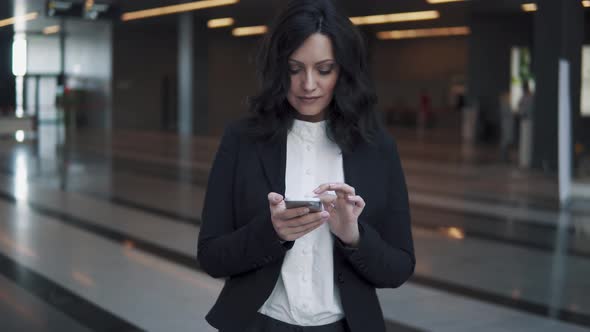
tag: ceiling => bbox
[0,0,547,34]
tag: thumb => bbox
[268,192,284,206]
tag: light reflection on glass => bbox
[511,288,521,299]
[444,227,465,240]
[0,288,42,326]
[13,33,26,118]
[72,270,95,288]
[123,247,220,291]
[15,130,25,142]
[15,76,24,118]
[11,37,27,76]
[0,231,37,259]
[14,153,28,201]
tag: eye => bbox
[318,64,334,76]
[288,68,301,75]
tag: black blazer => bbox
[197,118,415,332]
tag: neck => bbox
[295,111,326,123]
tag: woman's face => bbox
[287,33,340,122]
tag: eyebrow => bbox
[288,59,335,65]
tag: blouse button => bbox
[306,145,312,152]
[306,169,312,175]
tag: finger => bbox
[346,195,366,209]
[278,207,311,221]
[316,193,337,205]
[315,194,338,212]
[284,217,325,234]
[282,218,326,241]
[268,192,284,206]
[283,211,329,228]
[313,183,337,195]
[313,183,355,197]
[322,201,335,213]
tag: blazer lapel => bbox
[256,133,287,195]
[342,142,369,191]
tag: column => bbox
[178,13,209,136]
[532,0,584,171]
[0,2,15,111]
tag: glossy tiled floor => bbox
[0,122,588,332]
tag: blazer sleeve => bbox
[335,137,415,288]
[197,123,290,279]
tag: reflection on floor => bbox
[0,123,588,332]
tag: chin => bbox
[298,110,323,117]
[296,105,325,116]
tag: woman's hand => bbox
[313,183,366,247]
[267,193,330,242]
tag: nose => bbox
[302,70,317,93]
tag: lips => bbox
[298,96,321,103]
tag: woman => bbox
[517,81,534,168]
[197,1,415,331]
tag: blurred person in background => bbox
[499,90,514,162]
[518,81,534,168]
[197,1,415,331]
[419,88,433,130]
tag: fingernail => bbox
[321,211,329,218]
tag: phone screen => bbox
[284,199,323,212]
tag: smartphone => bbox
[284,198,323,212]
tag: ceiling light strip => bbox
[350,10,440,26]
[121,0,239,22]
[427,0,466,3]
[208,17,234,28]
[522,3,537,12]
[232,25,267,37]
[377,26,470,40]
[43,25,61,35]
[0,12,39,28]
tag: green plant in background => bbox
[519,48,534,87]
[510,47,534,86]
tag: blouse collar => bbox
[291,119,327,141]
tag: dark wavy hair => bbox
[246,0,382,152]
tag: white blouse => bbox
[258,119,345,326]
